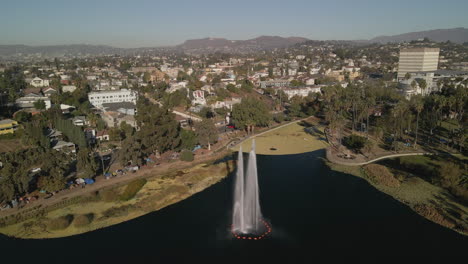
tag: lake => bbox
[0,150,466,261]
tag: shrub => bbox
[120,179,147,201]
[343,134,367,153]
[450,186,468,206]
[363,164,400,187]
[73,213,94,227]
[47,214,74,230]
[99,189,120,202]
[273,114,284,123]
[180,150,194,162]
[414,204,455,228]
[102,205,131,218]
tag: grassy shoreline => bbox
[326,161,468,236]
[0,158,234,239]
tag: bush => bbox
[450,186,468,205]
[102,205,131,218]
[73,213,94,227]
[343,134,367,153]
[363,164,400,187]
[47,214,74,230]
[120,179,147,201]
[99,189,120,202]
[273,114,285,123]
[180,150,194,162]
[414,204,455,228]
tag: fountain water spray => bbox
[232,140,270,239]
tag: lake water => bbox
[0,150,466,262]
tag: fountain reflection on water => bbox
[232,140,269,238]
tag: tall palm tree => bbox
[411,95,424,148]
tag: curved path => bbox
[327,150,431,166]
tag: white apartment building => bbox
[397,48,440,79]
[282,86,321,99]
[88,89,137,108]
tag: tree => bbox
[76,148,98,178]
[180,150,194,162]
[179,129,197,151]
[34,100,46,110]
[290,80,305,87]
[411,95,424,148]
[143,72,151,83]
[119,137,145,166]
[134,98,181,158]
[37,168,66,193]
[438,162,461,188]
[226,83,239,93]
[343,134,367,153]
[404,72,412,80]
[194,118,218,150]
[231,97,271,134]
[14,111,32,123]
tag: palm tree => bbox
[418,79,427,95]
[411,95,424,148]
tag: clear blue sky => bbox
[1,0,467,48]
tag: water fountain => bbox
[232,140,271,240]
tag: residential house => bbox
[96,130,110,141]
[52,141,76,154]
[62,85,77,93]
[259,79,290,89]
[16,93,51,109]
[30,77,49,87]
[101,111,137,128]
[72,116,87,126]
[43,87,57,97]
[192,90,206,105]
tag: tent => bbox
[84,178,95,185]
[75,178,85,184]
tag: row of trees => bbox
[321,79,467,153]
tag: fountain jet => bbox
[232,140,264,235]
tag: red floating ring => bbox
[231,219,272,240]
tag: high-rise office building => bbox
[397,48,440,79]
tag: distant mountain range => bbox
[0,28,467,58]
[0,44,121,57]
[369,27,468,44]
[177,36,310,53]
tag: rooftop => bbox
[0,119,16,125]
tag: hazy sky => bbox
[1,0,467,48]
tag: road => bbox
[144,93,202,121]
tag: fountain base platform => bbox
[231,219,272,240]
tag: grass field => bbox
[0,139,27,153]
[231,121,328,155]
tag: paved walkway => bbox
[326,149,431,166]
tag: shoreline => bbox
[326,161,468,236]
[0,156,234,239]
